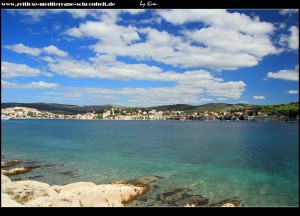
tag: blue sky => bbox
[1,9,299,107]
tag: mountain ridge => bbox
[1,102,299,115]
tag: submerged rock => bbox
[114,175,163,189]
[135,176,164,184]
[211,197,244,207]
[1,166,41,176]
[159,188,192,204]
[175,195,211,207]
[13,175,44,181]
[43,164,56,168]
[113,175,164,195]
[58,170,80,178]
[1,160,22,168]
[158,188,211,207]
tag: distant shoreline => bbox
[4,118,299,123]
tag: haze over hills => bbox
[1,102,299,115]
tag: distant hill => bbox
[145,104,196,111]
[194,103,248,112]
[1,103,117,115]
[1,102,298,117]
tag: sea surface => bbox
[1,119,299,206]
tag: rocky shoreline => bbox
[1,159,148,207]
[1,159,244,207]
[1,174,148,207]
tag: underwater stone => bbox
[210,197,244,207]
[1,160,22,168]
[159,188,192,204]
[175,195,211,206]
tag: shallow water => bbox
[1,120,299,206]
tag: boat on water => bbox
[1,114,11,120]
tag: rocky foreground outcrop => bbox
[1,174,148,207]
[1,159,244,207]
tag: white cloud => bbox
[279,34,289,46]
[52,23,61,31]
[287,90,299,94]
[41,56,55,63]
[42,91,83,99]
[2,80,59,89]
[73,82,241,106]
[279,22,286,29]
[288,26,299,50]
[279,9,299,16]
[185,27,278,58]
[77,86,204,107]
[198,98,214,103]
[46,56,246,106]
[43,45,68,57]
[278,26,299,50]
[81,26,261,70]
[48,57,244,90]
[8,9,49,22]
[267,65,299,81]
[61,9,92,18]
[5,43,68,58]
[157,9,275,35]
[48,57,162,80]
[206,81,246,99]
[6,10,281,71]
[4,43,41,56]
[253,96,266,99]
[155,10,279,69]
[64,10,279,70]
[1,62,51,78]
[66,21,140,45]
[120,9,145,15]
[49,55,219,84]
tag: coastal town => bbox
[1,106,298,122]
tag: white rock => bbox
[221,203,235,207]
[1,174,11,184]
[2,180,50,199]
[46,182,97,197]
[26,183,146,207]
[1,193,24,207]
[1,167,33,175]
[1,173,146,207]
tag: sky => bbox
[1,9,299,107]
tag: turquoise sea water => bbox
[1,119,299,206]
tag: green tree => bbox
[27,111,34,117]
